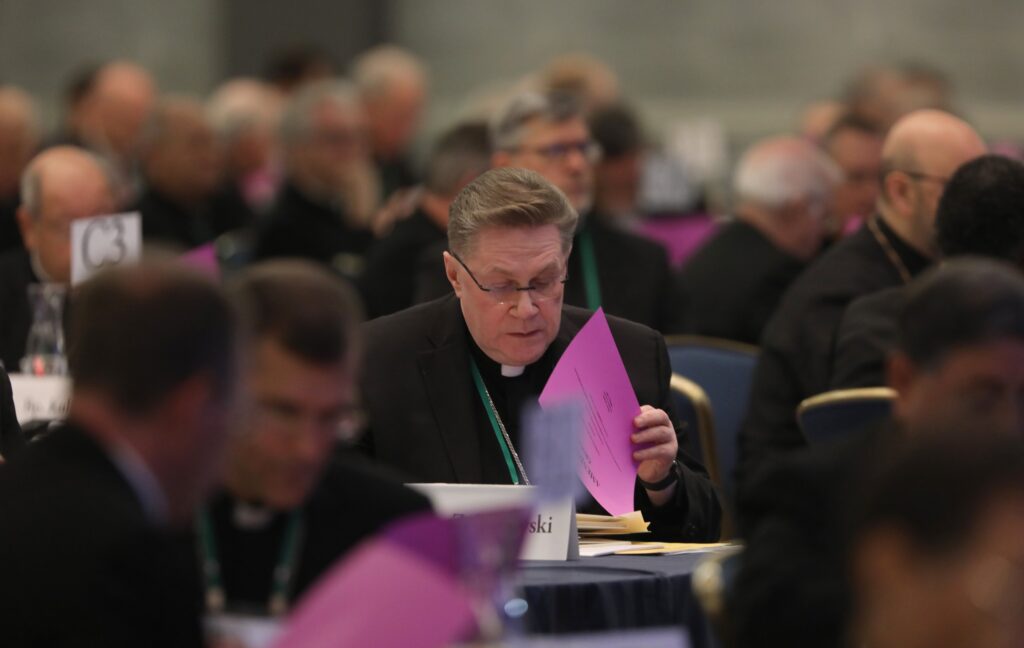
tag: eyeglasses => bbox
[894,169,950,187]
[256,399,366,443]
[450,251,567,305]
[508,139,602,164]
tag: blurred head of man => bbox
[77,60,157,161]
[821,113,885,233]
[731,135,842,260]
[849,433,1024,648]
[140,97,223,207]
[845,63,953,131]
[540,52,621,115]
[279,79,374,208]
[352,45,427,162]
[225,260,363,510]
[491,91,598,214]
[16,146,116,282]
[878,109,986,258]
[419,121,491,229]
[443,168,578,367]
[588,103,644,219]
[888,259,1024,438]
[0,86,39,199]
[67,261,238,526]
[263,45,335,96]
[207,78,283,181]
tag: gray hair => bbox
[279,79,361,146]
[489,90,583,152]
[733,137,842,210]
[19,147,116,220]
[448,167,578,257]
[423,121,491,197]
[351,45,426,99]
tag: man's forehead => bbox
[464,225,565,269]
[520,115,589,145]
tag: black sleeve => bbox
[412,242,452,305]
[0,367,24,459]
[829,289,903,390]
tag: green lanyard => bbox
[198,507,304,617]
[577,227,602,310]
[469,356,528,485]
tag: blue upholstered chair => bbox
[797,387,896,445]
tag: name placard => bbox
[8,374,71,424]
[71,211,142,285]
[409,483,577,561]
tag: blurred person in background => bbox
[263,44,335,96]
[677,136,841,345]
[845,62,954,132]
[207,78,284,213]
[588,103,645,223]
[252,80,376,280]
[0,146,116,371]
[540,52,621,115]
[359,121,491,319]
[0,86,39,253]
[821,113,885,239]
[134,97,253,249]
[352,45,428,199]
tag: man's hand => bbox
[631,405,679,505]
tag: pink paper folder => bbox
[179,243,220,279]
[539,308,640,516]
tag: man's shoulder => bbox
[0,247,31,278]
[364,295,457,347]
[314,457,432,519]
[589,220,669,263]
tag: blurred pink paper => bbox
[272,541,475,648]
[539,308,639,515]
[179,243,220,279]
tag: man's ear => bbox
[442,251,463,298]
[16,206,35,251]
[884,172,915,217]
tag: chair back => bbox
[666,335,758,500]
[692,546,744,648]
[670,374,719,486]
[797,387,896,444]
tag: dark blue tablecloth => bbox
[515,554,712,647]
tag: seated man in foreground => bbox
[360,167,721,541]
[202,260,431,617]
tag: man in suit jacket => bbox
[201,261,430,619]
[362,168,721,541]
[0,261,238,647]
[831,154,1024,389]
[677,136,840,345]
[0,145,117,371]
[737,109,986,491]
[0,366,22,459]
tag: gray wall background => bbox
[2,0,1024,141]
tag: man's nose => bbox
[510,289,540,317]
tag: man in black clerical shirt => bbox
[359,121,490,319]
[0,261,238,648]
[361,168,720,541]
[678,136,840,345]
[831,154,1024,389]
[202,261,430,617]
[415,91,680,333]
[0,146,116,372]
[737,109,986,490]
[252,80,375,279]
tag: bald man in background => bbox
[678,136,840,345]
[0,147,116,371]
[0,87,40,254]
[737,109,986,491]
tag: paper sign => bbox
[204,614,280,648]
[179,243,220,279]
[8,374,71,424]
[273,540,476,648]
[499,628,690,648]
[71,211,142,285]
[522,401,585,504]
[539,309,639,516]
[409,483,575,561]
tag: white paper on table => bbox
[8,374,71,424]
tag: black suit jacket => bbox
[135,187,216,250]
[830,286,905,389]
[0,423,203,647]
[359,295,721,541]
[252,182,374,278]
[413,214,681,333]
[737,218,930,491]
[0,248,36,372]
[0,194,21,254]
[677,220,806,345]
[1,366,23,459]
[206,457,431,613]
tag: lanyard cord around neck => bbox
[198,507,304,617]
[469,356,530,485]
[867,217,913,284]
[577,227,602,310]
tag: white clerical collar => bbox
[501,364,525,377]
[108,441,169,526]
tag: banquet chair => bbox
[797,387,896,445]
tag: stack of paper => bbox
[578,540,664,558]
[576,511,650,537]
[613,542,735,556]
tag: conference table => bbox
[515,553,714,648]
